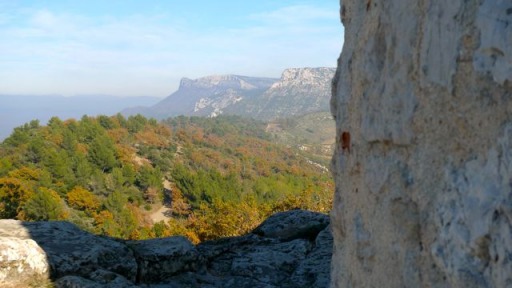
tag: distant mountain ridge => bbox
[0,95,160,141]
[123,75,277,119]
[122,67,336,120]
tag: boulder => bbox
[189,210,332,287]
[0,209,332,287]
[0,220,137,287]
[0,220,50,287]
[252,209,329,240]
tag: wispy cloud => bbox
[250,4,338,24]
[0,3,343,97]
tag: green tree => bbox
[136,165,163,191]
[22,187,67,221]
[98,115,115,129]
[88,135,118,172]
[73,154,93,187]
[104,190,127,213]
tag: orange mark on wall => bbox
[341,131,351,154]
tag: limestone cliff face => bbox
[330,0,512,287]
[237,67,335,120]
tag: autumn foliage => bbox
[0,114,333,242]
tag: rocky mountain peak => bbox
[278,67,336,85]
[281,67,336,82]
[235,67,335,120]
[178,75,276,91]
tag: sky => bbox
[0,0,343,98]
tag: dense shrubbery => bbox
[0,114,332,242]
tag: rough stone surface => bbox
[291,226,333,288]
[330,0,512,287]
[128,236,200,283]
[0,220,49,287]
[55,276,102,288]
[253,209,330,240]
[0,220,136,287]
[0,210,332,287]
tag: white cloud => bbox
[31,9,57,28]
[0,3,343,97]
[250,4,338,24]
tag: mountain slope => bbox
[123,75,278,119]
[227,67,336,120]
[0,114,332,242]
[266,112,335,166]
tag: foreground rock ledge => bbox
[0,210,332,287]
[330,0,512,287]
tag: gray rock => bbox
[55,274,137,288]
[0,209,332,287]
[252,209,329,240]
[291,226,332,287]
[331,0,512,287]
[127,236,200,283]
[0,220,137,286]
[88,269,138,287]
[55,275,102,288]
[228,239,311,285]
[196,211,332,287]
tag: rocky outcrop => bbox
[0,210,332,287]
[330,0,512,287]
[128,236,200,283]
[228,68,335,120]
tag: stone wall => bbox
[330,0,512,287]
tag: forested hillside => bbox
[0,114,332,243]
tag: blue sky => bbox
[0,1,343,97]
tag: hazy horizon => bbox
[0,1,343,98]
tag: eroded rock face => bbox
[0,210,332,287]
[161,210,332,288]
[330,0,512,287]
[0,220,137,287]
[128,236,200,283]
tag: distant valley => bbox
[0,95,160,140]
[0,67,336,248]
[1,67,336,150]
